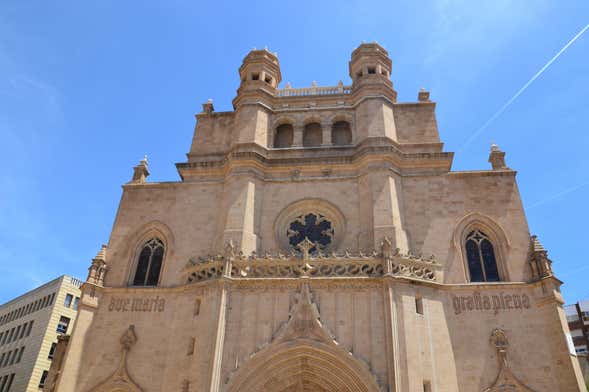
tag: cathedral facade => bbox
[51,44,585,391]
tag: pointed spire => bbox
[87,244,108,286]
[94,244,107,261]
[528,235,553,279]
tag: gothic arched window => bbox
[132,238,165,286]
[274,124,293,148]
[331,121,352,146]
[465,230,500,282]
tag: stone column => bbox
[321,121,332,146]
[220,176,262,255]
[371,171,409,252]
[208,281,229,392]
[383,279,401,392]
[293,124,304,147]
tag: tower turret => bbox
[237,48,281,91]
[349,42,395,98]
[231,48,282,147]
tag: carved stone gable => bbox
[484,329,535,392]
[273,283,335,345]
[89,325,143,392]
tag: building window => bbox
[287,213,334,253]
[38,370,49,388]
[13,326,21,342]
[18,323,26,339]
[16,346,24,363]
[56,316,71,334]
[49,292,56,306]
[423,380,432,392]
[5,373,14,391]
[64,294,73,308]
[73,297,80,310]
[132,238,165,286]
[465,230,500,282]
[582,311,589,321]
[331,121,352,146]
[48,342,57,359]
[303,122,322,147]
[415,297,424,315]
[274,124,294,148]
[8,349,17,365]
[26,321,34,337]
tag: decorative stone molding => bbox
[528,235,553,280]
[86,245,108,286]
[483,329,535,392]
[184,237,440,284]
[225,283,381,392]
[89,325,143,392]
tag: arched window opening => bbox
[274,124,293,148]
[303,123,322,147]
[331,121,352,146]
[133,238,165,286]
[465,230,500,282]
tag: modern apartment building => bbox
[566,299,589,355]
[565,300,589,385]
[0,275,82,391]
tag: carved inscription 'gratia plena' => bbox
[452,292,531,315]
[108,297,166,312]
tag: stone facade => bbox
[53,43,585,391]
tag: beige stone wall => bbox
[55,44,586,391]
[56,280,585,392]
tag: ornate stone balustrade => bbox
[184,238,441,284]
[275,81,352,97]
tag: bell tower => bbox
[349,42,399,142]
[349,42,395,98]
[237,48,281,91]
[231,48,282,148]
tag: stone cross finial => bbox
[297,237,315,260]
[418,88,430,102]
[488,143,508,170]
[130,156,150,184]
[202,99,214,114]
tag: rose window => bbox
[287,213,334,253]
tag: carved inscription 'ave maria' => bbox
[108,297,166,312]
[452,292,531,315]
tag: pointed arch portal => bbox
[226,340,381,392]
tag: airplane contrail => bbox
[460,23,589,151]
[527,180,589,209]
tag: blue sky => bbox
[0,1,588,304]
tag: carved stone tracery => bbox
[184,238,441,284]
